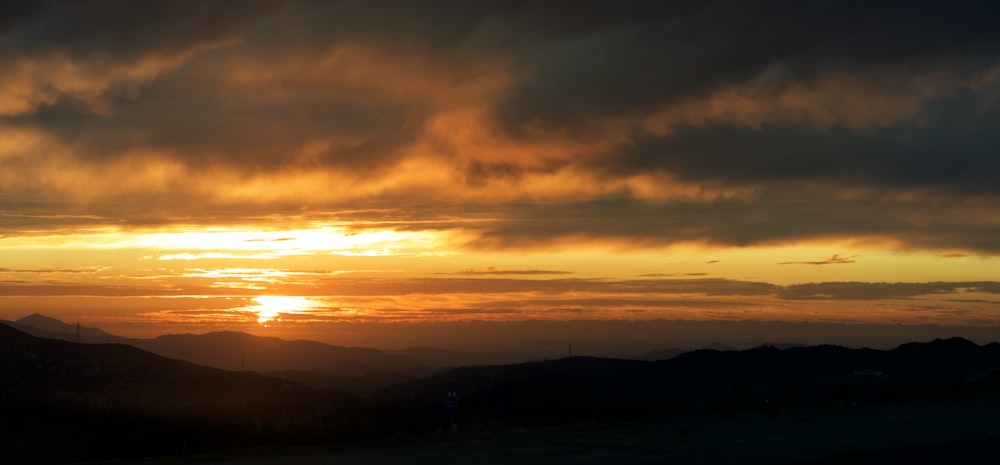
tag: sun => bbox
[249,296,316,324]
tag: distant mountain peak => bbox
[13,313,117,340]
[17,313,66,326]
[17,313,79,333]
[893,336,980,353]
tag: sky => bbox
[1,1,999,351]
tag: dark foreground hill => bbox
[7,321,1000,464]
[377,338,1000,429]
[0,323,401,465]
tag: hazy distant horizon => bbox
[11,313,1000,360]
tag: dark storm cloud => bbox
[495,0,1000,133]
[0,0,280,119]
[0,0,276,57]
[777,281,1000,300]
[284,1,700,52]
[17,92,421,170]
[465,195,1000,253]
[485,0,1000,206]
[7,0,1000,177]
[2,1,999,254]
[463,160,525,187]
[605,117,1000,193]
[0,0,426,171]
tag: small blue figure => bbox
[445,380,458,430]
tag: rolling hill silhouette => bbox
[131,331,427,375]
[10,315,429,382]
[0,322,393,464]
[9,313,123,343]
[376,338,1000,428]
[7,315,1000,464]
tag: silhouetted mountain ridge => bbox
[0,322,399,464]
[376,336,1000,428]
[132,331,427,376]
[7,316,1000,464]
[9,313,122,343]
[9,314,429,379]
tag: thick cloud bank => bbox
[2,0,998,252]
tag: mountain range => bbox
[373,337,1000,430]
[8,314,428,378]
[6,315,1000,463]
[0,322,391,464]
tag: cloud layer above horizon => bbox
[2,1,1000,254]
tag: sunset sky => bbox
[1,1,998,350]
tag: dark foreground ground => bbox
[8,323,1000,464]
[117,400,1000,465]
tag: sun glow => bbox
[249,295,318,324]
[1,224,452,258]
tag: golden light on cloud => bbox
[248,295,319,324]
[1,224,453,258]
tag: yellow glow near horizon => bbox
[0,224,453,258]
[249,295,319,324]
[2,214,998,333]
